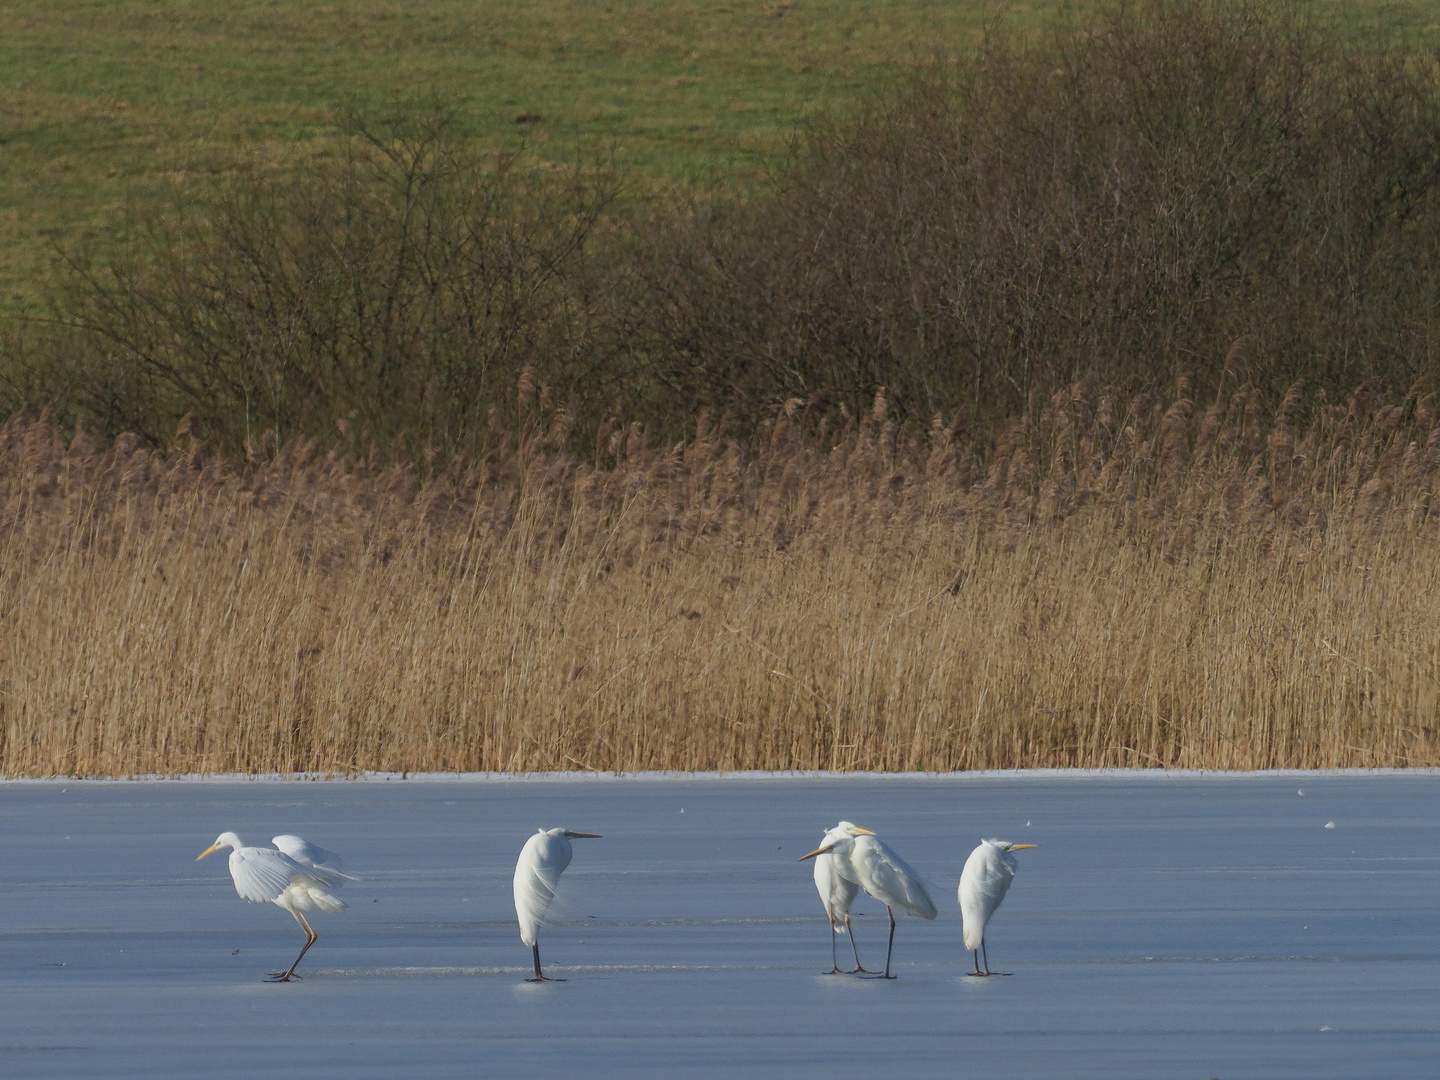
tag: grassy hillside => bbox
[4,1,1439,310]
[1,0,1065,310]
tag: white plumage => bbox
[811,825,868,974]
[958,838,1036,975]
[271,834,347,875]
[800,821,937,978]
[848,831,939,922]
[197,831,352,981]
[513,827,601,981]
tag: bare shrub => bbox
[45,102,615,459]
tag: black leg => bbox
[526,940,566,982]
[861,906,897,979]
[967,939,1005,977]
[268,912,315,982]
[884,907,896,978]
[846,916,872,974]
[824,924,843,974]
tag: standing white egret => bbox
[959,838,1037,975]
[811,825,870,974]
[197,832,353,982]
[513,827,602,982]
[800,821,937,979]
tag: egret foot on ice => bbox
[821,915,872,975]
[513,828,601,983]
[964,941,1013,977]
[839,916,873,974]
[857,907,901,979]
[266,910,319,981]
[525,942,566,982]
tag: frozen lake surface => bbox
[2,772,1439,1078]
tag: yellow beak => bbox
[1010,843,1038,850]
[196,843,222,861]
[800,825,876,860]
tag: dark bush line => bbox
[5,1,1440,462]
[630,0,1440,432]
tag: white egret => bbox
[197,832,353,981]
[513,827,602,982]
[800,821,937,979]
[958,838,1036,975]
[811,825,870,974]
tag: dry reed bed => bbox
[4,377,1440,776]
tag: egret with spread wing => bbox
[197,832,353,982]
[959,838,1036,975]
[513,828,601,982]
[800,822,937,979]
[811,824,870,974]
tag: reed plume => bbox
[4,373,1439,776]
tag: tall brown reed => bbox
[4,373,1440,776]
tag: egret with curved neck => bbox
[810,823,871,974]
[513,828,602,982]
[800,821,937,979]
[959,838,1037,976]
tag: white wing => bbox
[229,846,309,904]
[959,842,1015,949]
[814,850,860,932]
[513,830,572,946]
[271,835,353,881]
[852,835,938,920]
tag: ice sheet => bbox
[2,774,1438,1077]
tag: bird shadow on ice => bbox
[956,973,1016,991]
[809,972,949,991]
[299,962,812,980]
[307,965,528,979]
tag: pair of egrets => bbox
[198,827,597,982]
[801,822,1035,978]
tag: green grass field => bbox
[2,0,1438,310]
